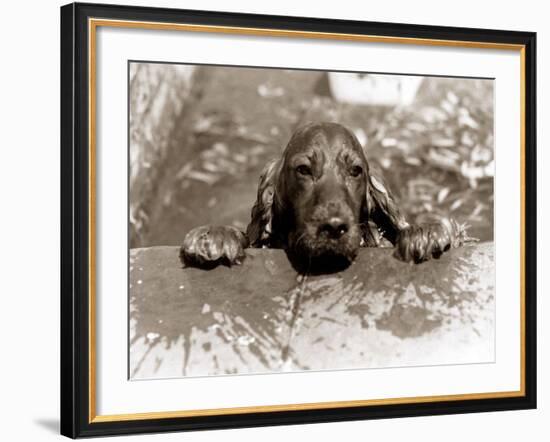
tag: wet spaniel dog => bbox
[180,122,464,272]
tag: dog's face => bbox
[183,121,442,271]
[273,123,368,268]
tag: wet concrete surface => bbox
[129,242,494,379]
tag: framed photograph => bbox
[60,2,536,438]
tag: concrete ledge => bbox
[129,243,494,379]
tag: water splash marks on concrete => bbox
[129,243,494,379]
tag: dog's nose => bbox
[319,217,349,239]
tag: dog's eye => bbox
[296,165,312,176]
[349,165,363,177]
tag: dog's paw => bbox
[179,225,249,268]
[394,221,454,264]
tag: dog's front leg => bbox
[394,218,472,264]
[179,225,249,268]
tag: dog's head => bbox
[247,122,408,272]
[275,122,368,268]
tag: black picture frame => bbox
[61,2,536,438]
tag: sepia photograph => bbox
[53,0,541,437]
[58,3,536,437]
[128,62,495,380]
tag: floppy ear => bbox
[364,168,410,245]
[246,158,281,247]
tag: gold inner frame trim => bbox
[88,18,527,424]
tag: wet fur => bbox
[181,122,454,272]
